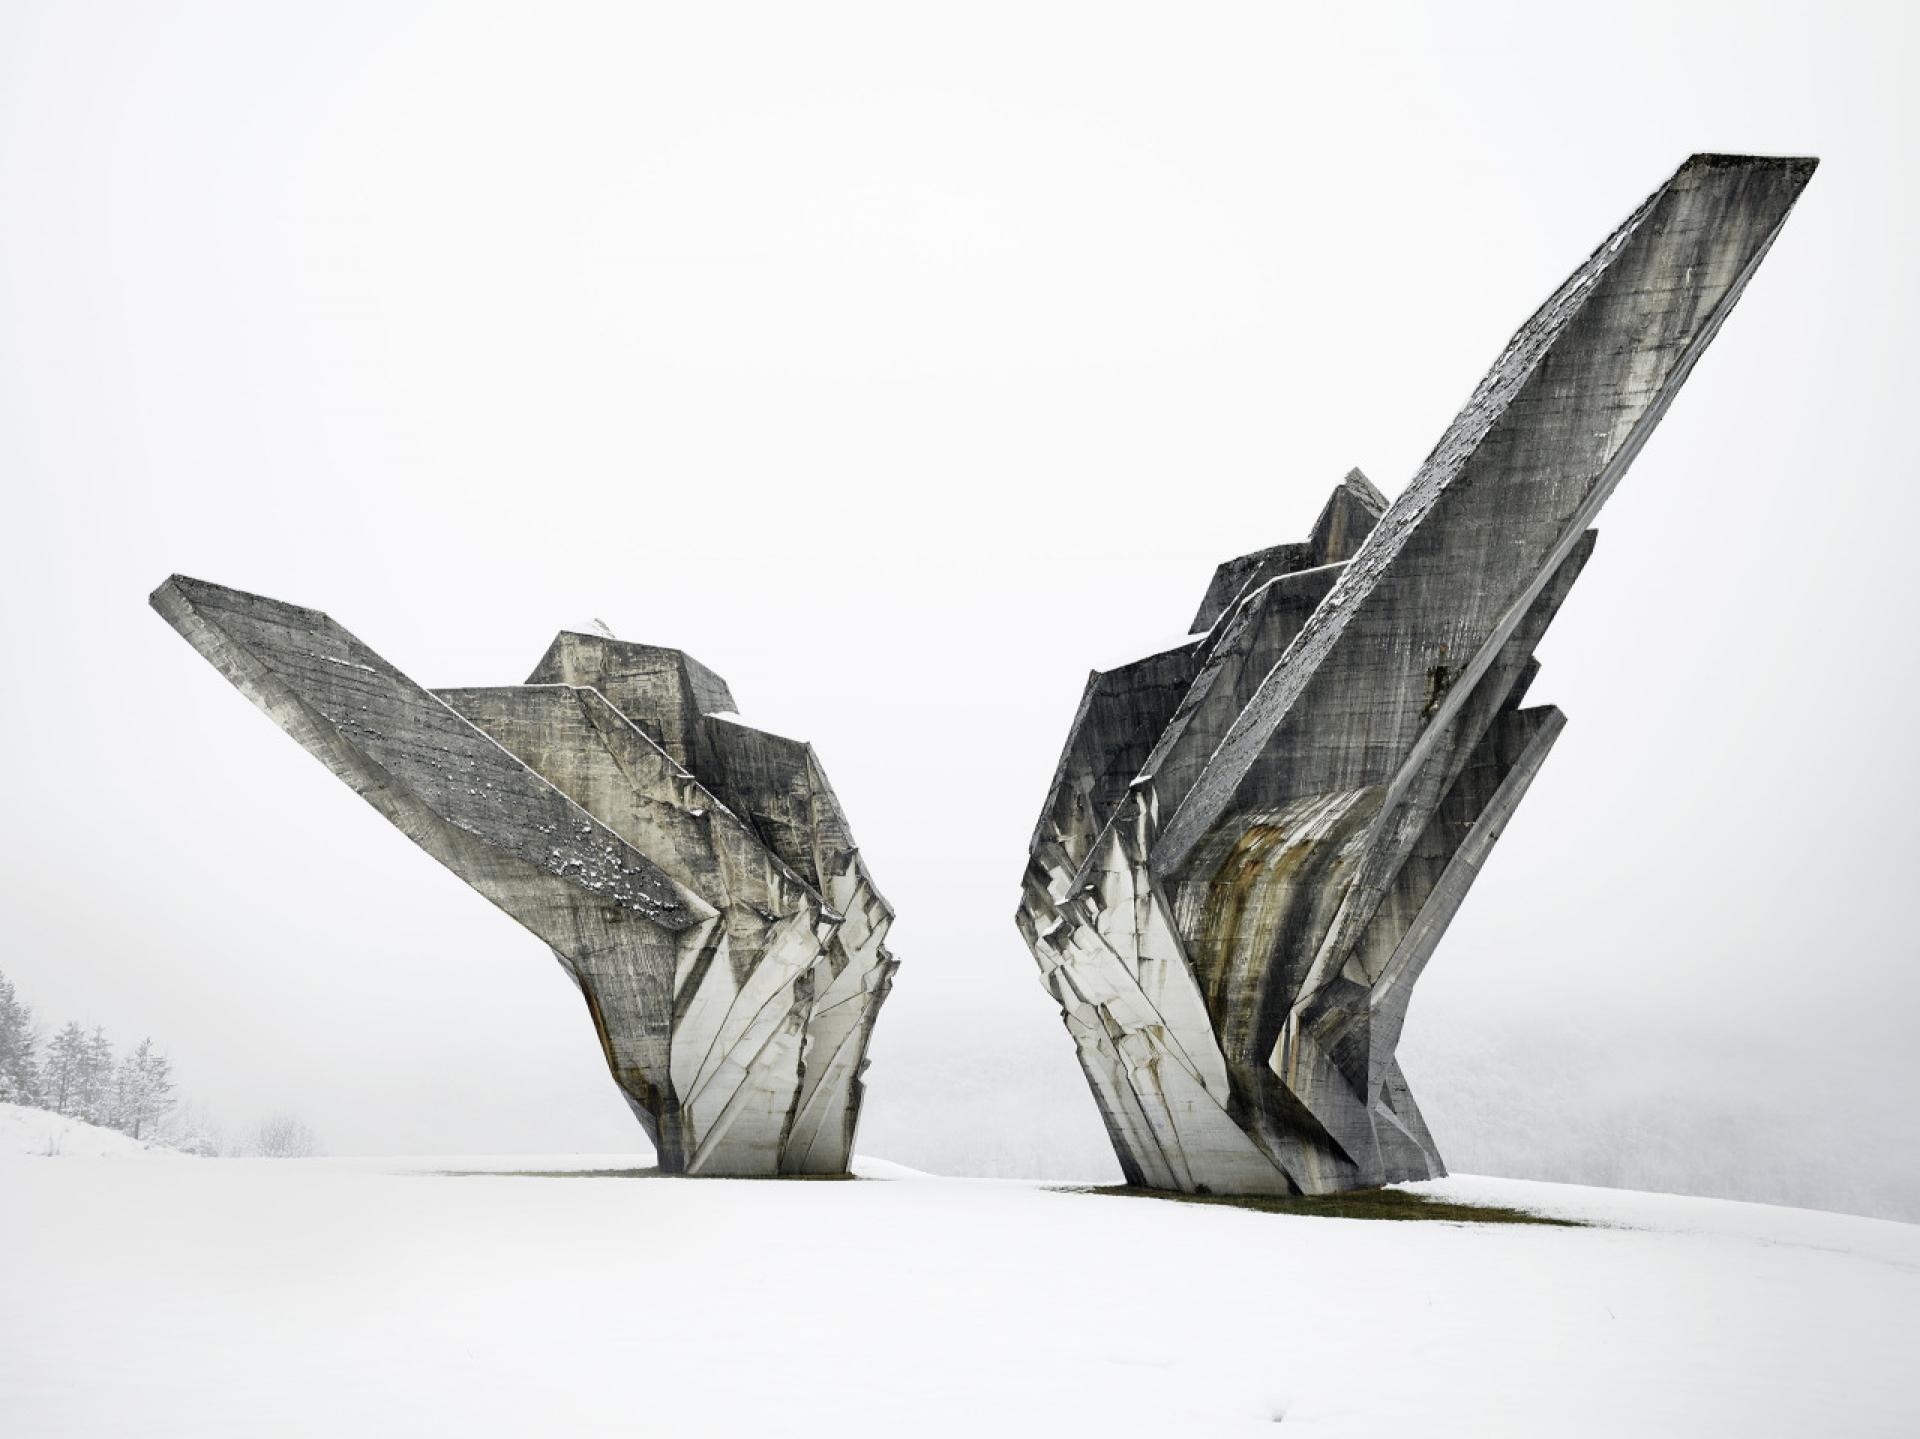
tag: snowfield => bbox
[1,1139,1915,1437]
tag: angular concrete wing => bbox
[154,577,896,1176]
[1018,153,1815,1195]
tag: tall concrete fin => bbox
[151,578,699,936]
[1154,154,1816,881]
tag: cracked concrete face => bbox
[152,581,896,1176]
[1018,153,1816,1196]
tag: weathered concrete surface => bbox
[153,579,896,1176]
[1018,153,1816,1196]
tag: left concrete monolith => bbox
[153,577,896,1175]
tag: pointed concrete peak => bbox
[1339,467,1389,515]
[1310,470,1389,565]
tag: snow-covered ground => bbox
[2,1139,1915,1437]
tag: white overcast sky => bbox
[2,2,1914,1212]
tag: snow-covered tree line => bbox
[1,968,177,1142]
[2,968,320,1157]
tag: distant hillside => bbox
[0,1102,191,1160]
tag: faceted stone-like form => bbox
[1018,153,1816,1196]
[153,579,896,1176]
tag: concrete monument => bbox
[1017,153,1816,1195]
[154,578,897,1176]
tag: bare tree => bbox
[158,1098,223,1157]
[246,1113,320,1158]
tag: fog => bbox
[3,2,1914,1219]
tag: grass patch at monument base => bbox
[1060,1183,1583,1226]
